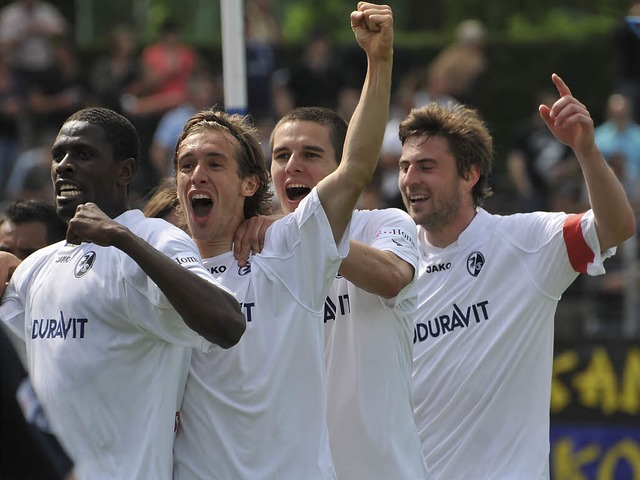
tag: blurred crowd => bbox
[1,0,640,339]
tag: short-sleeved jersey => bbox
[173,189,348,480]
[324,208,428,480]
[0,210,217,480]
[412,208,614,480]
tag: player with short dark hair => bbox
[0,106,245,479]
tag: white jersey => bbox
[412,208,614,480]
[0,210,217,480]
[173,189,347,480]
[324,208,428,480]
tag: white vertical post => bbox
[220,0,247,115]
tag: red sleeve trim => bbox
[563,213,594,274]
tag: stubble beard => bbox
[419,184,463,232]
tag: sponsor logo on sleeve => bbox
[375,227,416,249]
[174,255,199,266]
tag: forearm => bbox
[112,227,245,348]
[343,56,393,193]
[339,240,413,299]
[318,56,393,241]
[578,145,636,250]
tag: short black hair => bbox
[64,107,140,170]
[4,200,67,244]
[271,107,348,164]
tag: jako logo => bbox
[209,265,227,275]
[74,251,96,278]
[424,263,451,274]
[466,252,485,277]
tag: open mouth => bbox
[409,194,429,204]
[286,184,311,202]
[57,182,82,199]
[191,193,213,218]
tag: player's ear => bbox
[242,174,259,197]
[463,165,480,190]
[117,157,136,186]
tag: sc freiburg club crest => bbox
[466,251,485,277]
[74,251,96,278]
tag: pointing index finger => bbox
[552,73,572,98]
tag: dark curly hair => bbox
[64,107,140,171]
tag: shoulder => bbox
[352,208,417,237]
[492,210,569,248]
[354,208,414,227]
[11,241,62,286]
[118,210,196,251]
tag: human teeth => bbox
[192,193,211,200]
[287,184,308,189]
[59,184,81,197]
[411,194,428,201]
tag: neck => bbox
[424,206,478,248]
[194,237,233,260]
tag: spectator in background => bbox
[0,46,25,200]
[4,131,56,203]
[427,19,487,106]
[124,18,199,118]
[0,199,66,260]
[245,0,281,120]
[0,0,67,85]
[613,1,640,122]
[124,17,201,200]
[413,66,459,109]
[507,88,578,212]
[149,71,222,178]
[595,92,640,196]
[27,36,88,145]
[284,29,346,111]
[89,24,142,113]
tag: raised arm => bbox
[539,73,636,250]
[316,2,393,243]
[66,203,245,348]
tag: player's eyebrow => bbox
[273,144,326,155]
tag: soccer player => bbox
[235,106,427,478]
[172,3,394,478]
[0,107,245,479]
[400,74,635,479]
